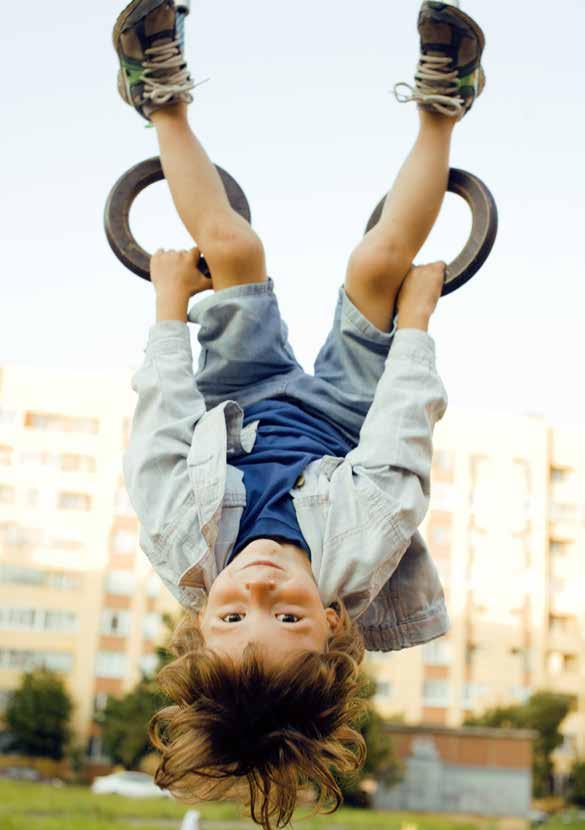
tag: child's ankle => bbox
[150,102,189,124]
[418,108,457,131]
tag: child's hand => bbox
[150,248,213,298]
[396,261,446,331]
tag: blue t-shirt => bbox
[228,398,353,563]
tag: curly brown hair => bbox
[149,598,368,829]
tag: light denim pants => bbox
[187,277,397,447]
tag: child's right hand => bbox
[150,248,213,298]
[396,261,446,330]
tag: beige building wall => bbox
[367,409,585,766]
[0,364,179,757]
[1,364,584,763]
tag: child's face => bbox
[199,539,339,667]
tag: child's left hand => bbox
[150,248,213,297]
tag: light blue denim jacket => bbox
[123,321,449,652]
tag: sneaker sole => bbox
[112,0,170,53]
[424,2,486,54]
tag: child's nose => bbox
[244,576,277,592]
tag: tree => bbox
[568,759,585,807]
[5,669,73,760]
[100,614,175,770]
[464,691,573,797]
[337,674,403,807]
[101,678,167,770]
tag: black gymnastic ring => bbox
[365,168,498,296]
[104,156,252,281]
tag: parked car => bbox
[0,766,42,782]
[91,770,172,798]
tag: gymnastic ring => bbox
[104,156,252,281]
[365,168,498,296]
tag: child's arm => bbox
[320,264,447,612]
[123,251,214,599]
[343,262,446,538]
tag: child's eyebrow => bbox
[208,621,312,635]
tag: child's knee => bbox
[200,212,267,288]
[346,233,411,296]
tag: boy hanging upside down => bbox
[116,1,485,827]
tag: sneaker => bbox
[394,1,486,119]
[113,0,197,121]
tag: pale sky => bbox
[2,1,584,426]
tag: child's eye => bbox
[222,613,244,623]
[276,613,300,624]
[222,612,300,625]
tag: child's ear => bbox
[325,606,341,633]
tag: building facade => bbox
[0,363,584,763]
[367,409,585,766]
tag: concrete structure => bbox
[374,724,536,817]
[1,363,584,765]
[367,408,585,767]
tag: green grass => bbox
[1,779,584,830]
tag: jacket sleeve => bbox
[344,328,448,545]
[123,321,207,557]
[318,328,448,614]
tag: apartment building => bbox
[367,409,585,765]
[1,363,584,762]
[0,364,178,758]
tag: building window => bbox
[550,503,578,522]
[142,613,161,641]
[0,650,73,673]
[58,492,92,511]
[24,413,99,434]
[0,410,18,426]
[0,564,80,591]
[430,525,450,547]
[0,485,15,505]
[434,450,454,474]
[563,654,579,673]
[549,615,576,635]
[510,647,532,674]
[115,487,134,517]
[100,610,131,637]
[0,446,12,466]
[105,570,136,596]
[95,651,128,679]
[550,541,569,557]
[112,530,136,555]
[462,683,487,708]
[146,572,161,598]
[423,639,452,667]
[0,608,78,633]
[139,654,158,677]
[86,735,109,761]
[551,467,576,485]
[25,489,40,509]
[423,679,450,707]
[59,454,97,474]
[94,693,109,714]
[0,524,42,547]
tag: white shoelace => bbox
[394,54,464,118]
[142,38,203,104]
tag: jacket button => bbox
[295,474,305,489]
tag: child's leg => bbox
[151,103,267,292]
[345,110,454,333]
